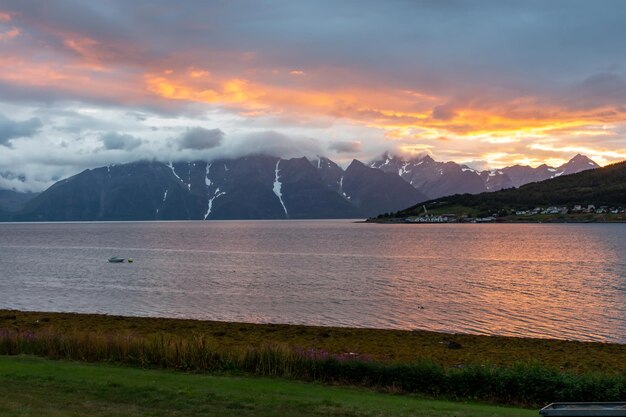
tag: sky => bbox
[1,0,626,191]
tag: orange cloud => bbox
[64,36,99,55]
[0,54,148,107]
[1,18,624,170]
[0,26,19,41]
[55,31,143,73]
[143,69,436,122]
[60,35,109,71]
[528,143,626,165]
[138,68,626,166]
[189,69,210,78]
[144,74,266,109]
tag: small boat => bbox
[108,256,125,263]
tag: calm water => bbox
[0,221,624,343]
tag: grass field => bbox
[2,310,625,374]
[0,355,536,417]
[2,310,625,410]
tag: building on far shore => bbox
[405,214,457,223]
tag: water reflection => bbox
[0,221,624,342]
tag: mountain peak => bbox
[568,153,597,164]
[556,154,600,176]
[348,159,367,170]
[405,152,432,163]
[381,151,401,162]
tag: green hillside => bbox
[392,161,626,219]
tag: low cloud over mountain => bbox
[328,140,362,154]
[1,150,603,221]
[0,1,625,192]
[178,127,224,150]
[0,114,42,147]
[100,132,143,151]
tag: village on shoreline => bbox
[371,203,626,224]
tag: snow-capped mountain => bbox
[369,153,600,198]
[310,156,344,194]
[309,156,428,216]
[495,154,600,188]
[479,170,514,191]
[338,160,428,217]
[556,154,600,176]
[5,153,601,221]
[370,152,487,199]
[12,156,427,221]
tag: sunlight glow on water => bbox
[0,221,624,342]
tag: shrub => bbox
[1,327,624,407]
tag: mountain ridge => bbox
[1,153,604,221]
[11,156,426,221]
[390,160,626,219]
[369,152,600,198]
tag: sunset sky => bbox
[1,0,626,191]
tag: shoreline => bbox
[0,307,618,344]
[366,219,626,224]
[2,309,625,373]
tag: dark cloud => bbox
[0,114,42,147]
[328,140,362,154]
[1,0,626,125]
[563,72,626,110]
[101,132,142,150]
[218,131,323,159]
[431,105,456,120]
[8,1,626,96]
[178,127,224,150]
[0,0,625,188]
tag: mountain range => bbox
[0,153,601,221]
[9,156,424,221]
[393,160,626,218]
[370,152,600,199]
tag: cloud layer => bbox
[0,114,42,147]
[178,127,223,150]
[0,1,625,190]
[101,132,142,150]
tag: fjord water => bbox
[0,221,624,343]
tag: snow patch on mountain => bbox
[399,162,411,176]
[156,188,168,215]
[204,187,226,220]
[205,163,212,187]
[167,162,190,190]
[273,160,288,218]
[338,175,351,199]
[370,152,600,197]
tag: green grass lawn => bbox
[0,355,535,417]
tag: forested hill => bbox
[394,160,626,217]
